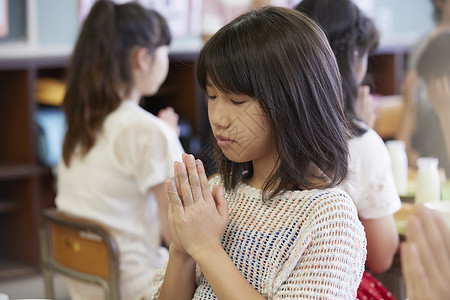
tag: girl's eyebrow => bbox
[206,81,213,87]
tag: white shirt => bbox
[56,101,184,300]
[340,127,401,219]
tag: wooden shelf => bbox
[0,201,19,213]
[0,258,38,281]
[0,165,44,181]
[0,51,207,280]
[0,55,69,71]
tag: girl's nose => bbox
[208,98,231,130]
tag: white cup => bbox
[0,293,9,300]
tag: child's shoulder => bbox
[106,101,176,139]
[305,187,358,216]
[112,101,160,126]
[208,175,355,213]
[285,187,357,216]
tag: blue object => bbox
[35,107,66,167]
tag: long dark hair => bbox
[197,7,349,198]
[296,0,379,137]
[62,0,171,166]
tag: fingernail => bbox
[188,154,195,162]
[196,159,203,168]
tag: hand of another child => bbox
[400,205,450,300]
[355,85,376,128]
[426,76,450,119]
[167,153,228,259]
[158,107,180,136]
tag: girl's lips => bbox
[216,135,234,147]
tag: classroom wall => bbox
[0,0,437,48]
[37,0,78,45]
[373,0,433,36]
[0,0,26,42]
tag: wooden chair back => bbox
[40,208,121,300]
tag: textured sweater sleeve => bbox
[151,261,166,299]
[272,191,367,299]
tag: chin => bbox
[144,87,159,97]
[221,149,249,164]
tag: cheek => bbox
[355,55,369,84]
[207,102,213,124]
[160,56,169,80]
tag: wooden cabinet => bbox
[0,51,205,280]
[0,56,67,279]
[367,45,411,140]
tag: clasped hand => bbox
[401,205,450,300]
[166,153,228,259]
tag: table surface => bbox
[395,177,450,235]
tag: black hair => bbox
[295,0,379,137]
[197,6,349,199]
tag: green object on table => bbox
[442,180,450,201]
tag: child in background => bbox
[396,0,450,174]
[152,6,366,299]
[416,31,450,171]
[56,1,184,299]
[296,0,400,273]
[400,34,450,300]
[295,0,400,298]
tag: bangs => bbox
[197,22,257,97]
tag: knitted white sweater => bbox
[152,176,366,299]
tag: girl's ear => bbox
[133,47,151,71]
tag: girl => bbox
[296,0,400,273]
[396,0,450,174]
[152,7,366,299]
[400,32,450,300]
[56,1,184,299]
[416,31,450,164]
[296,0,400,298]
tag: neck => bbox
[245,155,279,190]
[122,88,141,104]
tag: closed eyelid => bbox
[230,99,245,105]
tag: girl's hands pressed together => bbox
[167,154,228,260]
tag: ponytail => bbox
[62,1,171,166]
